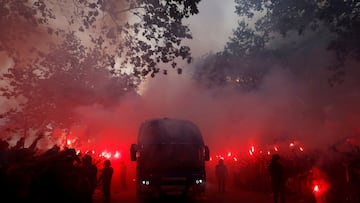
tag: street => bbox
[93,180,305,203]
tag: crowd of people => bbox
[214,148,360,203]
[0,134,122,203]
[2,133,360,203]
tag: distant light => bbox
[274,146,279,152]
[233,157,238,161]
[251,146,255,152]
[227,152,231,157]
[313,185,319,193]
[299,147,304,152]
[67,139,71,145]
[101,151,111,159]
[114,151,120,159]
[290,143,295,147]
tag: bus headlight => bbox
[141,180,150,185]
[195,179,204,184]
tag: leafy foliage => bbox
[0,0,201,78]
[194,0,359,88]
[0,0,201,134]
[193,50,275,91]
[1,33,137,132]
[231,0,359,85]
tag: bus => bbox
[130,118,210,199]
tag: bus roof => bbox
[138,118,204,144]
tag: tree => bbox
[227,0,360,85]
[0,0,201,136]
[0,0,201,78]
[194,0,359,89]
[1,33,137,136]
[192,51,268,91]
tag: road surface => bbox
[93,180,305,203]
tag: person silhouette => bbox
[215,159,228,192]
[98,159,113,203]
[80,154,98,201]
[119,161,127,190]
[269,154,286,203]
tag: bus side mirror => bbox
[204,145,210,161]
[130,144,138,161]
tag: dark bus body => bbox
[130,118,210,199]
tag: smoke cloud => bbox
[1,1,360,161]
[67,28,360,160]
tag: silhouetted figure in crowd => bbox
[80,154,98,202]
[269,154,286,203]
[98,159,114,203]
[51,147,83,203]
[0,139,10,200]
[348,158,360,202]
[12,137,25,150]
[28,133,44,152]
[119,160,127,190]
[43,144,60,157]
[0,139,9,166]
[215,159,228,192]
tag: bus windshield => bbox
[138,144,204,172]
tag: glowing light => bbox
[76,150,81,155]
[196,179,203,184]
[274,146,279,152]
[67,139,71,145]
[267,151,271,155]
[233,157,238,161]
[251,146,255,152]
[299,147,304,152]
[313,185,319,193]
[105,153,111,159]
[141,180,150,185]
[100,151,112,159]
[86,150,95,154]
[227,152,232,157]
[289,143,294,147]
[114,151,120,159]
[249,150,253,156]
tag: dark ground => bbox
[93,180,308,203]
